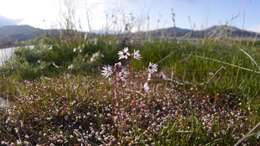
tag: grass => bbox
[0,36,259,145]
[0,74,258,145]
[2,38,260,99]
[133,40,260,98]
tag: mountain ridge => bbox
[140,25,260,39]
[1,25,260,48]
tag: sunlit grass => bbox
[0,37,259,145]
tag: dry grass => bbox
[0,73,258,145]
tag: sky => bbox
[0,0,260,32]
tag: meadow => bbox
[0,32,259,145]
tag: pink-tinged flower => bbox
[118,47,130,60]
[143,82,150,93]
[101,65,113,78]
[159,71,168,80]
[114,62,122,71]
[117,68,129,82]
[133,50,141,60]
[148,62,158,74]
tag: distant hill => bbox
[0,25,63,48]
[137,25,260,39]
[1,25,260,48]
[189,25,260,39]
[0,25,44,48]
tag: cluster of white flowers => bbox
[101,47,158,93]
[90,51,103,63]
[117,68,129,82]
[117,47,142,61]
[101,47,141,80]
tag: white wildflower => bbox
[73,48,77,52]
[114,62,122,67]
[148,62,158,74]
[48,45,53,50]
[79,49,82,53]
[101,65,113,78]
[143,82,150,93]
[114,62,122,71]
[25,134,29,139]
[15,128,19,133]
[90,51,101,62]
[23,141,29,145]
[159,71,168,80]
[117,68,129,82]
[118,47,130,60]
[133,50,141,60]
[16,140,22,145]
[68,64,74,70]
[1,141,7,145]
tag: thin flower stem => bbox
[195,55,260,74]
[234,122,260,146]
[240,48,260,71]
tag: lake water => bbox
[0,47,16,66]
[0,47,16,108]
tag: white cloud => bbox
[0,0,131,30]
[0,15,20,26]
[0,0,157,31]
[0,0,171,31]
[0,0,61,28]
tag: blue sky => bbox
[0,0,259,32]
[122,0,260,31]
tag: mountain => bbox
[1,25,260,48]
[145,27,191,38]
[0,25,43,48]
[137,25,260,39]
[0,25,63,48]
[189,25,260,38]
